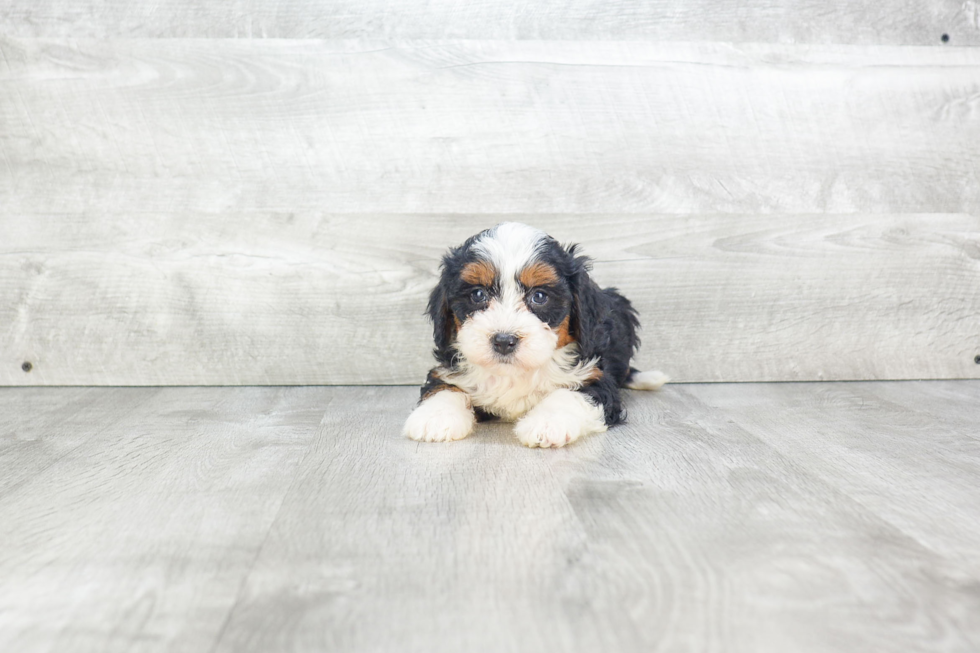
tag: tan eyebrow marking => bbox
[518,261,558,288]
[461,260,496,287]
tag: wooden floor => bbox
[1,382,978,652]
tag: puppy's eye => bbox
[470,288,488,304]
[530,290,549,305]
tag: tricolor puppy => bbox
[404,223,668,448]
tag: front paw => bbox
[514,389,607,448]
[403,391,476,442]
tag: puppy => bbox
[404,222,668,448]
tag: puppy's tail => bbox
[625,367,670,391]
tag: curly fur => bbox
[405,222,667,447]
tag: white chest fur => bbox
[439,346,599,421]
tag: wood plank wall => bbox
[1,3,978,385]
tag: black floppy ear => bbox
[426,280,456,365]
[567,246,605,361]
[427,248,466,366]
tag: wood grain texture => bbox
[693,383,980,564]
[1,0,977,44]
[0,386,332,653]
[3,39,980,215]
[0,386,160,495]
[2,213,977,385]
[5,383,977,652]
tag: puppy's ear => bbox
[426,281,455,364]
[427,250,464,366]
[567,245,605,360]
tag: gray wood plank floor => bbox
[1,382,978,652]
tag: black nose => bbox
[492,333,520,355]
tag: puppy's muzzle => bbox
[491,332,520,356]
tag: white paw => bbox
[403,391,476,442]
[514,389,607,448]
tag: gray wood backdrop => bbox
[1,3,978,385]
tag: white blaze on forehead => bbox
[472,222,547,308]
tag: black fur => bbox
[423,229,642,426]
[566,250,641,424]
[426,230,492,368]
[418,369,448,400]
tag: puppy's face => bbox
[430,223,579,373]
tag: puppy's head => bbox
[428,223,600,372]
